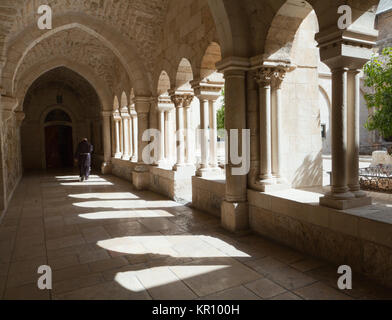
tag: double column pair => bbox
[157,95,175,166]
[112,106,138,162]
[168,90,194,171]
[192,81,223,177]
[320,67,371,209]
[254,65,289,191]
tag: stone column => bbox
[198,98,209,173]
[166,108,175,162]
[121,107,131,160]
[128,108,133,160]
[255,68,273,184]
[184,103,193,166]
[131,110,138,162]
[316,29,374,210]
[320,67,372,209]
[169,92,193,171]
[191,81,223,177]
[329,68,353,199]
[253,64,290,191]
[347,70,366,197]
[158,108,165,164]
[134,97,150,164]
[271,68,288,183]
[113,110,122,159]
[209,99,219,169]
[132,97,151,191]
[101,111,112,174]
[216,57,249,233]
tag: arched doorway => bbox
[44,109,74,168]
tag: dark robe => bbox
[75,140,93,179]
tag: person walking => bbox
[75,138,93,182]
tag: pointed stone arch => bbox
[15,57,112,111]
[175,58,194,91]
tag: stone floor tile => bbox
[53,273,104,295]
[202,285,261,300]
[52,264,91,282]
[139,217,185,233]
[48,255,80,271]
[81,226,111,243]
[290,258,325,272]
[78,248,110,264]
[104,221,150,238]
[170,258,262,297]
[54,280,151,300]
[135,267,197,300]
[294,282,353,300]
[270,292,303,300]
[89,256,129,273]
[245,278,287,299]
[3,283,51,300]
[244,256,287,277]
[46,234,86,250]
[267,265,317,291]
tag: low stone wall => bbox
[150,167,194,203]
[248,189,392,288]
[111,158,136,183]
[192,176,225,217]
[110,160,194,203]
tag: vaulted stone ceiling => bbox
[16,28,129,96]
[23,66,101,117]
[0,0,170,75]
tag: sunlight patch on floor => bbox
[61,181,114,186]
[96,235,250,259]
[78,210,173,220]
[73,200,181,209]
[69,192,139,200]
[114,265,228,292]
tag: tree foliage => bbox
[217,88,225,131]
[363,47,392,139]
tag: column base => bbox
[349,187,368,198]
[132,165,150,191]
[173,164,195,175]
[256,177,290,192]
[221,200,249,234]
[122,155,131,161]
[101,162,112,175]
[320,194,372,210]
[196,167,223,178]
[114,153,122,159]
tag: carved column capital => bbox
[112,110,121,121]
[271,68,287,89]
[191,80,224,101]
[120,106,130,118]
[157,95,174,112]
[169,92,194,108]
[254,67,275,87]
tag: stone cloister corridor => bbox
[0,170,391,300]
